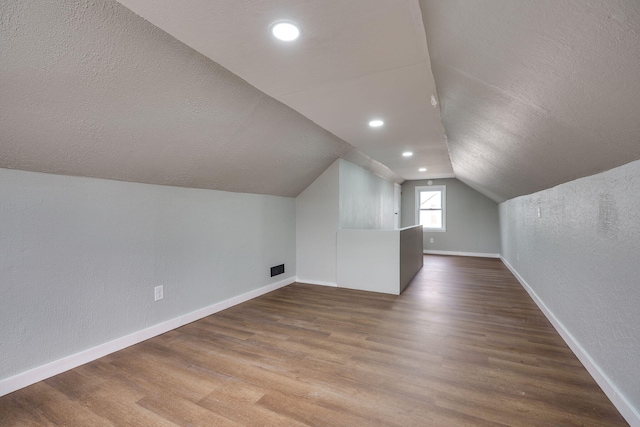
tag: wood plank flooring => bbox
[0,256,628,426]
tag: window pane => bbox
[420,210,442,228]
[420,191,441,209]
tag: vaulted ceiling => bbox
[420,0,640,202]
[2,0,640,202]
[112,0,452,181]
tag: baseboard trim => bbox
[295,278,338,287]
[424,250,500,258]
[500,257,640,427]
[0,276,296,398]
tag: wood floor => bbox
[0,256,628,426]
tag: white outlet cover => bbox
[154,285,164,301]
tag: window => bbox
[415,185,446,231]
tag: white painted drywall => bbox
[295,161,340,286]
[402,178,500,255]
[339,159,395,230]
[336,225,423,295]
[337,230,400,294]
[0,168,295,382]
[500,159,640,423]
[296,158,397,286]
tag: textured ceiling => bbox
[4,0,639,203]
[112,0,453,180]
[0,0,402,197]
[420,0,640,202]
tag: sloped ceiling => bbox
[419,0,640,202]
[110,0,453,180]
[0,0,403,197]
[3,0,639,202]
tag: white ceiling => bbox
[113,0,453,180]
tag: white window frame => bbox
[415,185,446,232]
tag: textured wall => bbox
[0,168,296,381]
[402,178,500,254]
[339,159,395,230]
[500,159,640,414]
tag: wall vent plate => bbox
[270,264,285,277]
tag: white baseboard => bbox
[295,278,338,287]
[0,276,296,398]
[424,250,500,258]
[500,257,640,427]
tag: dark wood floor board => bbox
[0,255,628,426]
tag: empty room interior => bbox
[1,0,639,425]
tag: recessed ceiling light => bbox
[402,152,413,157]
[369,120,384,127]
[419,167,427,172]
[271,22,300,41]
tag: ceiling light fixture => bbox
[402,152,413,157]
[368,120,384,127]
[419,167,427,172]
[271,22,300,41]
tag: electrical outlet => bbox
[429,238,434,243]
[154,285,164,301]
[537,207,541,218]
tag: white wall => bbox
[336,225,423,295]
[295,161,340,286]
[402,178,501,256]
[339,160,395,230]
[0,168,296,384]
[296,159,396,286]
[500,159,640,424]
[337,230,399,294]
